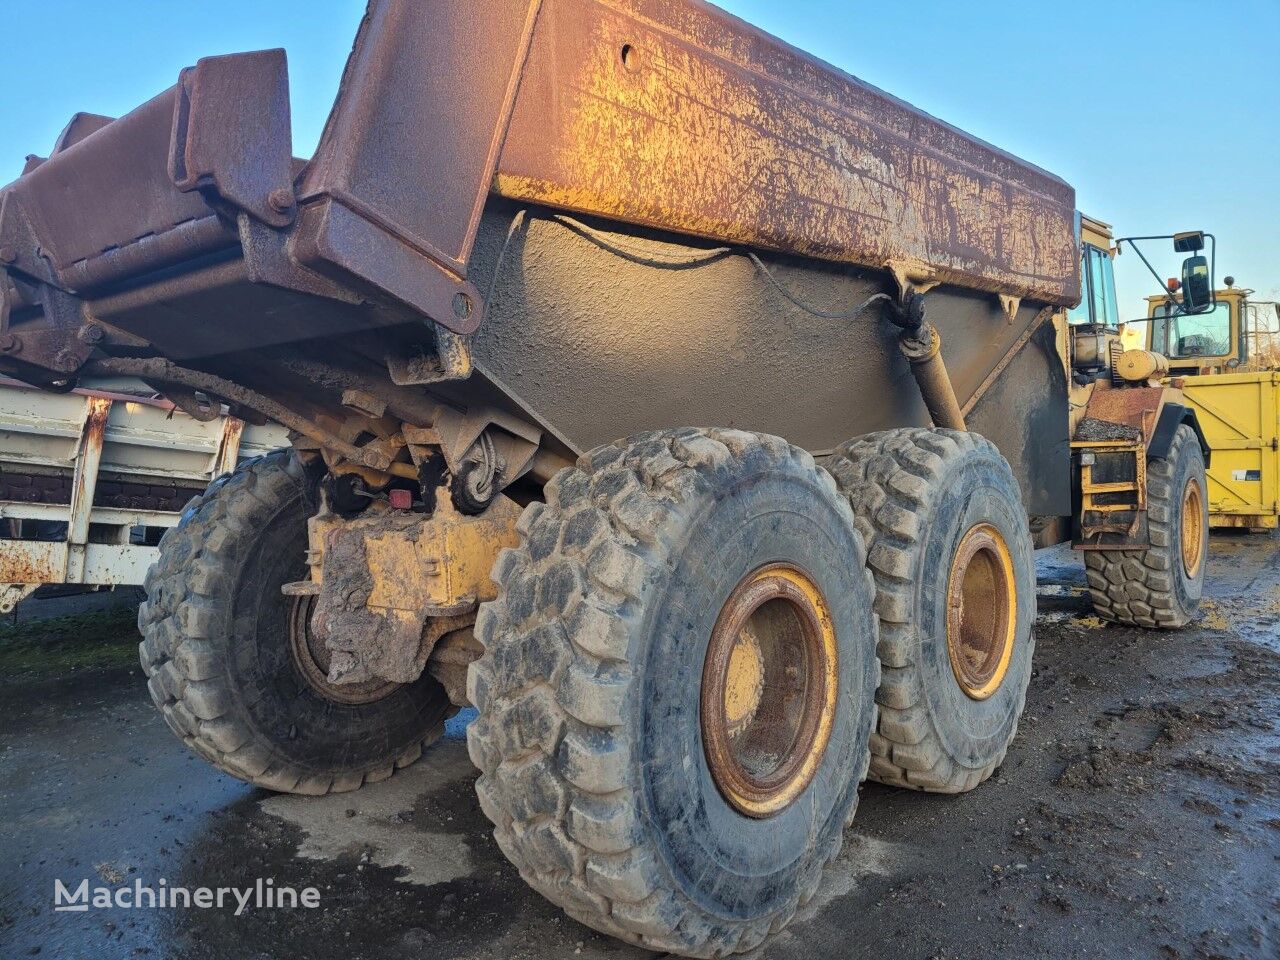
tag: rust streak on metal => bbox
[69,396,111,545]
[497,0,1079,306]
[0,544,62,584]
[213,417,245,477]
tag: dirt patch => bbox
[0,607,139,681]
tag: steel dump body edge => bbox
[0,0,1079,515]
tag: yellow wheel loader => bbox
[1058,217,1214,626]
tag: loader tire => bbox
[138,451,452,795]
[826,428,1035,793]
[1084,424,1207,628]
[467,428,879,956]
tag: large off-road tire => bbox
[826,428,1035,793]
[467,428,879,956]
[1084,424,1207,628]
[138,451,452,795]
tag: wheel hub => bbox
[701,564,839,818]
[945,523,1016,701]
[1181,477,1205,578]
[287,595,399,705]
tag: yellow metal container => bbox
[1177,370,1279,528]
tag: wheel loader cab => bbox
[1066,218,1121,331]
[1146,285,1250,375]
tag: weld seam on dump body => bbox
[63,216,237,293]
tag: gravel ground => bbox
[0,537,1276,960]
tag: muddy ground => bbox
[1,537,1277,960]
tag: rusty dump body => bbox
[0,3,1095,952]
[0,0,1079,516]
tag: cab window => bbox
[1068,244,1118,326]
[1151,301,1232,359]
[1091,247,1117,326]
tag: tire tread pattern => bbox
[137,451,442,796]
[825,427,1031,793]
[467,428,878,957]
[1083,424,1201,629]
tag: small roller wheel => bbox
[1085,423,1207,628]
[467,428,879,956]
[138,451,453,795]
[827,428,1036,793]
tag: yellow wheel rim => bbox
[945,523,1017,701]
[287,595,398,705]
[1181,477,1205,578]
[701,564,839,818]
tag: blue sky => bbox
[2,0,1276,310]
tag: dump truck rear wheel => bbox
[1084,424,1207,628]
[467,428,879,956]
[826,428,1035,793]
[137,451,452,794]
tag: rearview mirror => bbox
[1173,231,1205,253]
[1181,255,1213,313]
[1114,231,1216,316]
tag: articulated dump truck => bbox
[0,1,1211,953]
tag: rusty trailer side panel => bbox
[0,379,287,605]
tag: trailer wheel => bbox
[467,429,879,956]
[826,428,1035,793]
[137,451,452,794]
[1084,424,1207,628]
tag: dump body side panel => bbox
[470,208,1070,515]
[1,0,1078,354]
[1178,370,1280,528]
[496,0,1079,306]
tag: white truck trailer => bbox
[0,377,285,611]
